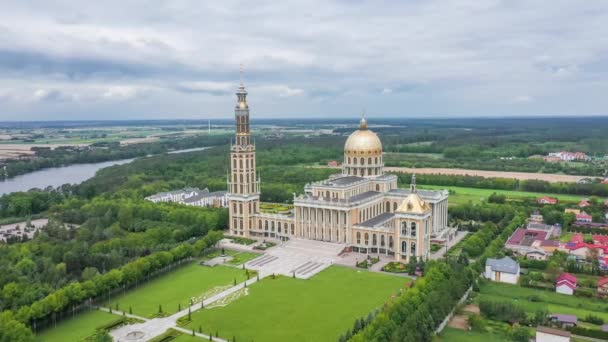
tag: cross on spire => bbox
[239,63,244,85]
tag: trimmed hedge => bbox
[570,326,608,340]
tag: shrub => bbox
[574,288,595,298]
[479,300,526,323]
[570,326,608,340]
[582,314,604,325]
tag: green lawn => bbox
[183,266,409,342]
[226,252,261,265]
[36,310,118,342]
[434,327,509,342]
[478,282,608,321]
[107,263,249,318]
[419,185,585,205]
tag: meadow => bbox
[478,281,608,321]
[183,266,409,342]
[35,309,119,342]
[419,184,585,205]
[106,262,249,318]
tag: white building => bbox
[484,256,520,284]
[145,188,228,208]
[536,326,571,342]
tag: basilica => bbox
[227,81,449,261]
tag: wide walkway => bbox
[244,238,345,279]
[108,275,263,342]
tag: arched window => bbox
[239,159,243,169]
[411,242,416,256]
[361,168,365,176]
[240,174,243,183]
[258,220,262,229]
[385,201,390,212]
[380,235,385,247]
[375,157,378,164]
[353,158,357,165]
[372,234,377,246]
[368,157,372,164]
[325,191,330,198]
[233,203,237,212]
[353,168,358,175]
[265,221,268,230]
[348,157,351,164]
[356,232,361,244]
[233,159,236,169]
[239,203,243,213]
[389,236,394,249]
[291,224,295,235]
[393,202,397,211]
[401,222,407,235]
[376,184,380,191]
[271,221,275,231]
[278,222,282,233]
[360,157,364,165]
[411,222,417,237]
[364,233,369,245]
[401,241,407,254]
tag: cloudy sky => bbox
[0,0,607,121]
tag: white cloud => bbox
[0,0,607,119]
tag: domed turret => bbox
[342,116,384,178]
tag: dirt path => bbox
[384,167,596,183]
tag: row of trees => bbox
[0,230,223,341]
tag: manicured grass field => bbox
[36,309,118,342]
[227,252,261,265]
[184,266,408,342]
[107,263,248,318]
[419,185,584,205]
[478,282,608,321]
[433,327,509,342]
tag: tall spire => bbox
[359,110,368,130]
[410,173,417,193]
[239,63,244,86]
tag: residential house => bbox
[536,326,571,342]
[550,314,577,329]
[578,199,591,208]
[565,208,581,215]
[538,196,558,205]
[484,256,520,284]
[598,277,608,297]
[575,212,592,223]
[555,273,577,296]
[327,160,339,167]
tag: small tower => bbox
[410,174,417,193]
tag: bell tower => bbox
[228,68,260,237]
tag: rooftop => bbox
[551,314,577,324]
[357,212,395,228]
[507,228,548,246]
[486,256,519,274]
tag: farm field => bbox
[183,266,408,342]
[478,281,608,321]
[36,309,118,342]
[419,184,585,205]
[384,167,592,183]
[106,262,249,318]
[433,327,509,342]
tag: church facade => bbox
[227,81,448,261]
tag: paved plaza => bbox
[244,238,346,279]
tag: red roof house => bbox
[576,212,592,223]
[579,199,591,208]
[598,277,608,297]
[327,160,339,167]
[571,233,584,244]
[556,273,577,295]
[537,196,558,205]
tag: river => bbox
[0,147,210,196]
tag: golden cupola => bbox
[342,116,384,178]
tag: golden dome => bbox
[397,193,431,214]
[344,118,382,155]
